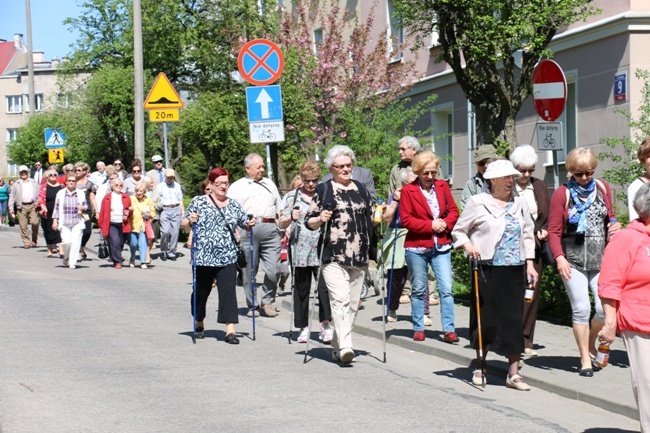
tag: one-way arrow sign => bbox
[246,85,283,122]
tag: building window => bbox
[313,28,323,54]
[432,105,454,179]
[6,128,18,143]
[6,95,22,113]
[24,94,44,112]
[56,93,70,108]
[387,0,403,62]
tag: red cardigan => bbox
[547,179,616,260]
[399,179,459,248]
[98,192,132,237]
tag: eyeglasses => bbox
[48,173,58,177]
[398,147,410,152]
[303,178,318,184]
[154,161,163,164]
[332,163,353,170]
[422,170,437,176]
[132,170,141,173]
[114,162,122,166]
[517,168,535,174]
[572,170,595,178]
[477,161,488,167]
[213,181,229,187]
[75,168,84,172]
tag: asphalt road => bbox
[0,228,639,433]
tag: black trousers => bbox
[108,223,124,265]
[81,213,92,247]
[294,266,332,328]
[192,264,238,324]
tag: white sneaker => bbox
[69,265,76,269]
[319,323,333,344]
[339,347,356,364]
[141,264,148,269]
[297,327,309,343]
[423,316,433,327]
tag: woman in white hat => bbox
[452,158,538,391]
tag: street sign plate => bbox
[249,121,285,143]
[614,71,627,102]
[149,109,180,122]
[237,39,285,86]
[532,60,567,121]
[246,86,283,122]
[536,122,564,151]
[144,73,183,109]
[48,148,64,164]
[44,128,66,149]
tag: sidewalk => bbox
[280,290,638,421]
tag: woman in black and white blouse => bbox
[182,167,254,344]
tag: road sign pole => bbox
[552,151,560,189]
[265,143,273,181]
[163,122,170,168]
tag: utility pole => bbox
[133,0,145,163]
[25,0,35,117]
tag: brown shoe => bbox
[399,294,410,304]
[261,304,278,317]
[429,297,440,306]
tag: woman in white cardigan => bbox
[452,159,537,391]
[52,173,87,269]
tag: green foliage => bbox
[599,69,650,224]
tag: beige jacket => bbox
[452,192,535,261]
[8,178,39,210]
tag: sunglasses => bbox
[422,170,437,176]
[477,161,489,167]
[332,163,353,170]
[302,178,318,184]
[75,168,84,172]
[518,168,535,174]
[48,174,58,177]
[573,170,595,178]
[132,170,141,173]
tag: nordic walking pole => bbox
[472,256,486,388]
[287,205,300,344]
[304,203,334,363]
[191,223,198,344]
[379,220,387,363]
[248,214,256,341]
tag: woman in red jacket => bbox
[399,151,459,343]
[98,178,132,268]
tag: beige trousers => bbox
[321,262,366,352]
[622,330,650,433]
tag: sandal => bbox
[472,369,486,386]
[506,374,531,391]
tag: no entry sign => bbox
[532,60,567,122]
[237,39,285,86]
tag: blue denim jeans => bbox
[130,231,148,264]
[405,249,454,332]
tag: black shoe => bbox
[579,368,594,377]
[225,333,240,345]
[160,253,167,261]
[167,254,177,261]
[590,358,603,372]
[194,327,205,339]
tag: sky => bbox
[0,0,81,60]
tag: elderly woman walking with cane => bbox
[452,159,538,390]
[305,145,377,364]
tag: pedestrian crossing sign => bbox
[44,128,66,149]
[48,148,64,164]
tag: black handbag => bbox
[98,239,109,259]
[211,196,247,268]
[530,212,555,266]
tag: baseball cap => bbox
[473,145,498,162]
[19,165,29,173]
[164,168,175,178]
[151,155,163,162]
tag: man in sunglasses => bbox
[460,144,498,208]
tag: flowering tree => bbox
[276,1,421,161]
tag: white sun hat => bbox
[483,159,521,179]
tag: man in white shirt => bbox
[8,165,40,248]
[156,168,184,260]
[89,161,107,188]
[228,153,282,318]
[31,161,44,184]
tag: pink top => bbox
[598,220,650,334]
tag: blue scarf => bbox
[567,177,597,234]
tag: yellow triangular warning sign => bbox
[144,73,184,109]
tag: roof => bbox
[0,40,18,75]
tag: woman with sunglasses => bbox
[279,161,332,344]
[74,162,94,260]
[509,144,551,358]
[548,147,621,377]
[37,168,64,258]
[399,151,459,344]
[52,173,88,269]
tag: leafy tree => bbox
[394,0,599,148]
[599,69,650,224]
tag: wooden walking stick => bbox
[472,257,486,388]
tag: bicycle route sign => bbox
[532,59,567,122]
[536,121,563,151]
[237,39,285,86]
[250,121,285,144]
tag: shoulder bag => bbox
[530,212,555,266]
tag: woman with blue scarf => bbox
[548,147,621,377]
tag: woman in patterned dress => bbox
[182,168,254,344]
[452,159,538,390]
[278,161,332,344]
